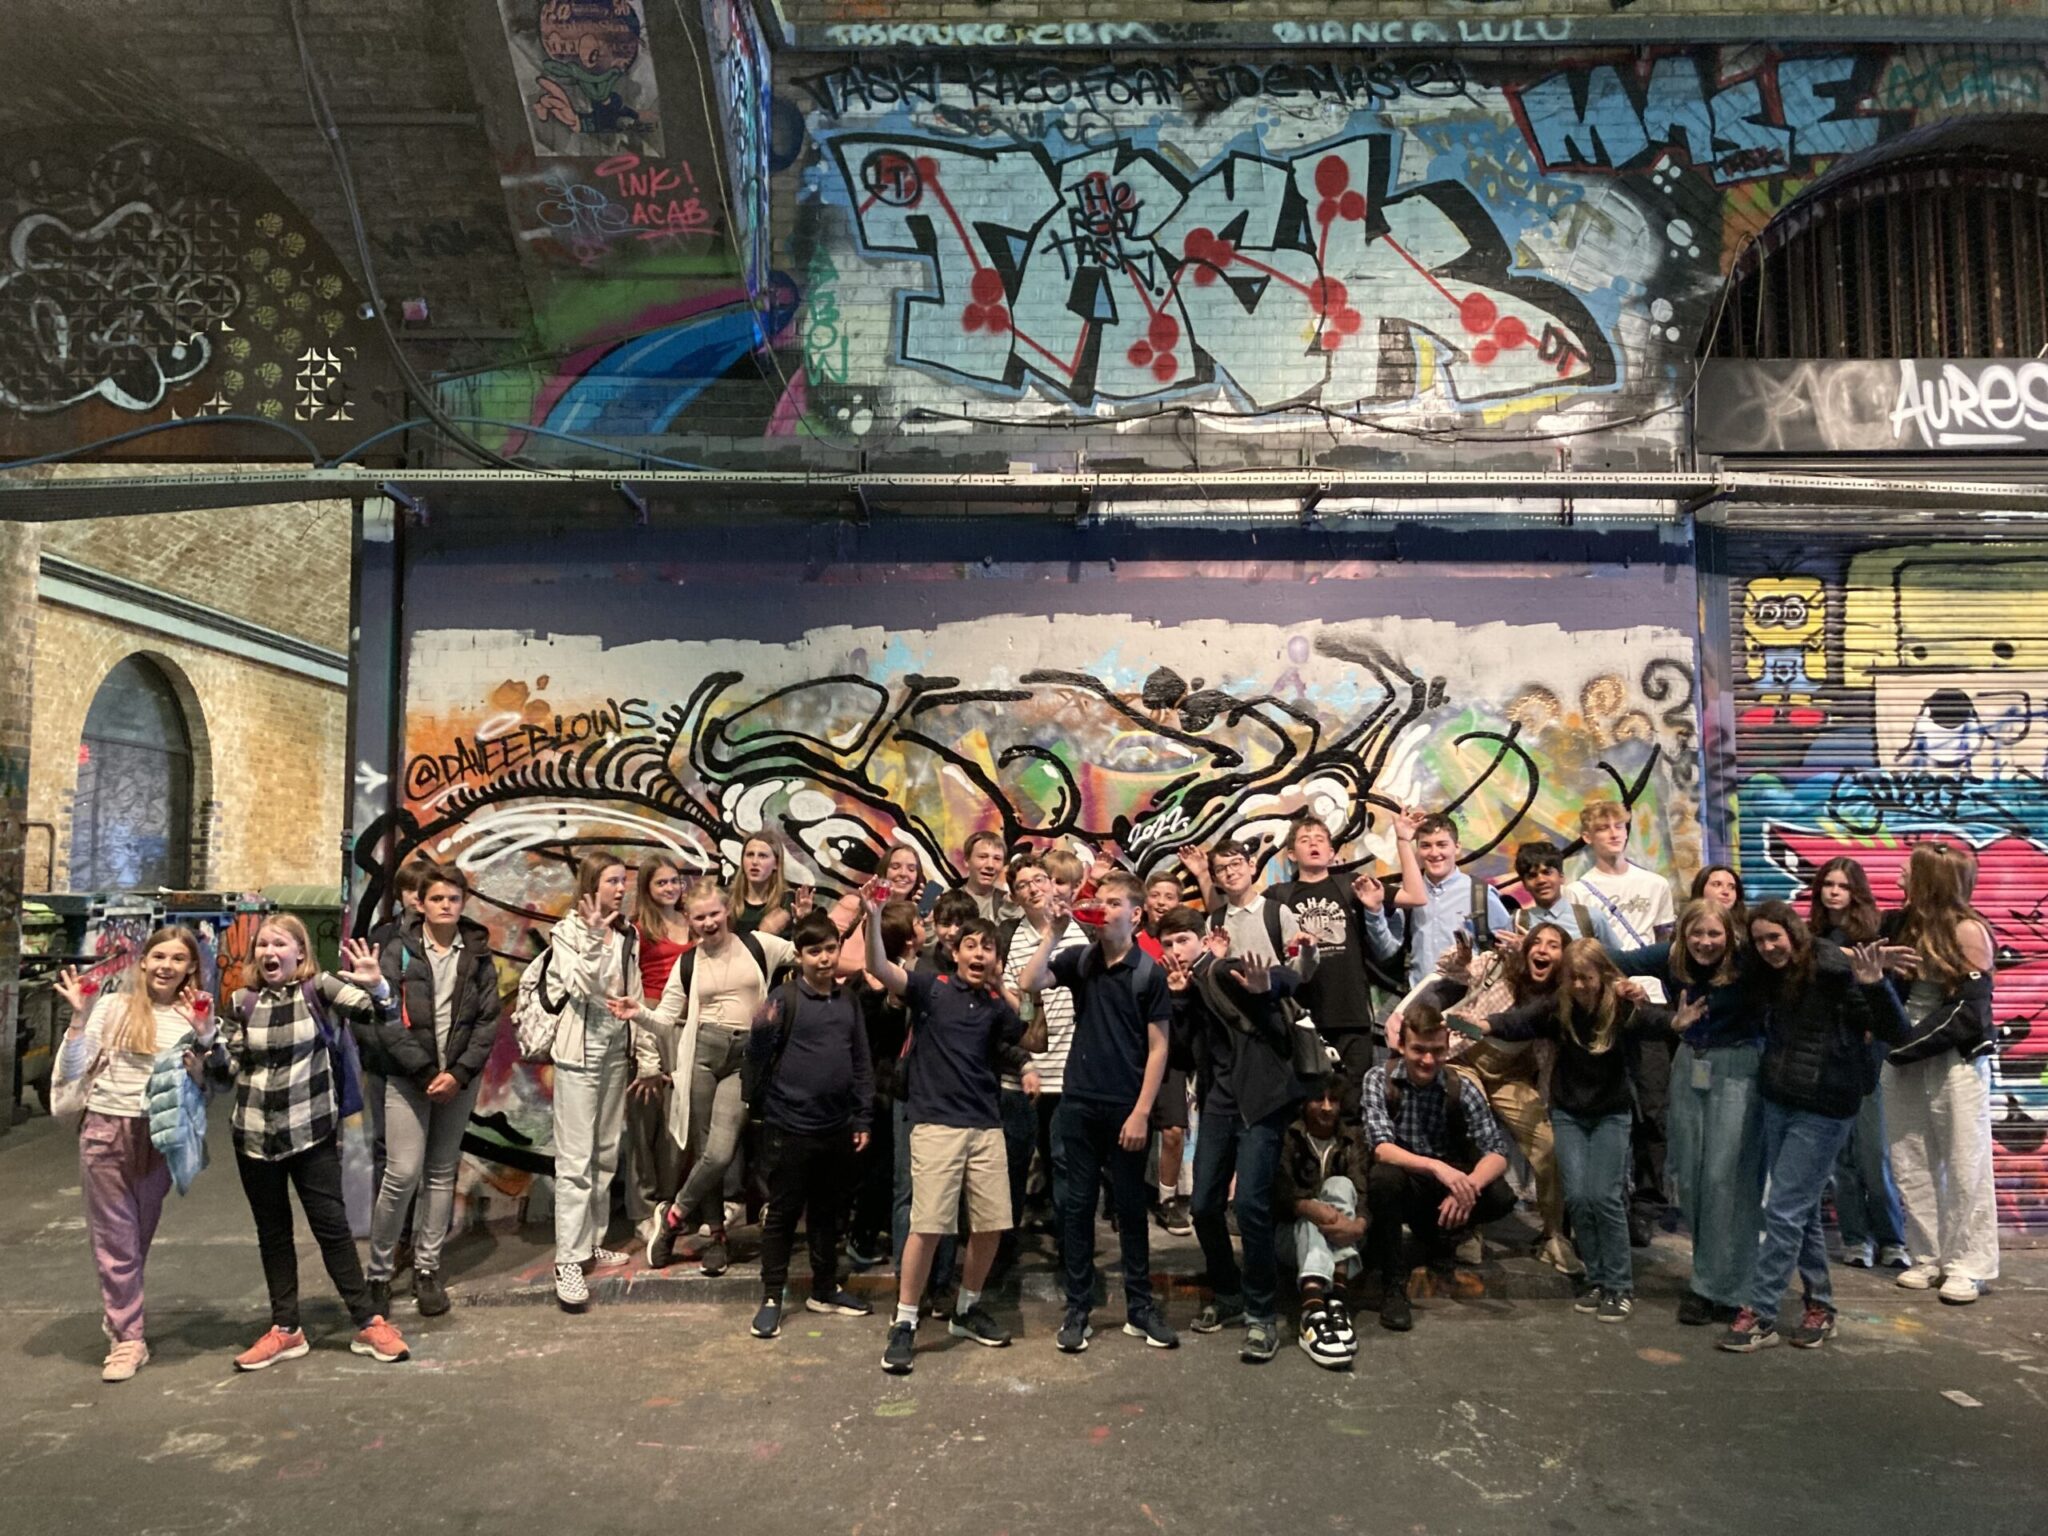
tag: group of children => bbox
[49,800,2002,1382]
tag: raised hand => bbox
[1178,845,1210,876]
[1673,994,1708,1033]
[1615,978,1647,1005]
[791,884,816,918]
[604,995,638,1020]
[1165,956,1191,994]
[1240,962,1272,995]
[1351,870,1385,911]
[340,937,386,990]
[575,893,606,930]
[1202,927,1230,961]
[1848,942,1887,986]
[53,965,93,1021]
[1878,944,1921,977]
[1394,805,1426,843]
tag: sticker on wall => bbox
[498,0,665,158]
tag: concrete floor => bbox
[4,1117,2046,1535]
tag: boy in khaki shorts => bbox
[864,897,1039,1375]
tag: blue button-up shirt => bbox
[1362,870,1514,987]
[1519,896,1620,947]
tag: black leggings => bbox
[236,1136,374,1330]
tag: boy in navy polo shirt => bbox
[865,896,1039,1375]
[1018,871,1177,1353]
[748,912,876,1341]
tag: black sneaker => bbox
[1786,1302,1837,1349]
[698,1232,730,1278]
[414,1270,450,1318]
[1122,1309,1180,1349]
[1324,1296,1357,1346]
[1240,1319,1281,1363]
[1155,1197,1194,1237]
[1573,1283,1602,1315]
[751,1299,782,1339]
[1056,1310,1093,1353]
[1597,1290,1634,1324]
[948,1304,1012,1348]
[806,1288,873,1317]
[1675,1290,1714,1327]
[366,1279,392,1321]
[1717,1307,1780,1352]
[1379,1284,1413,1332]
[646,1202,678,1270]
[1191,1298,1246,1334]
[1628,1207,1652,1248]
[845,1235,886,1269]
[881,1321,916,1374]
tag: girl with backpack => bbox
[1719,904,1909,1352]
[1883,844,2000,1304]
[641,878,797,1276]
[1611,899,1762,1328]
[360,862,502,1321]
[52,927,217,1382]
[544,852,642,1310]
[1461,938,1701,1322]
[1806,856,1908,1270]
[206,916,410,1370]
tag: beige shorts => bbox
[908,1124,1011,1236]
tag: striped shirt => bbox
[1002,917,1088,1095]
[213,974,388,1161]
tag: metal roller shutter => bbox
[1727,529,2048,1237]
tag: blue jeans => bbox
[1552,1109,1633,1295]
[1190,1107,1289,1324]
[1666,1043,1765,1308]
[1054,1096,1153,1320]
[1750,1099,1857,1323]
[1292,1175,1362,1286]
[891,1099,955,1292]
[1834,1082,1904,1251]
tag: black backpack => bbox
[740,977,809,1112]
[671,929,791,997]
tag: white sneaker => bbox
[555,1262,591,1310]
[1539,1233,1585,1277]
[1878,1244,1913,1270]
[1455,1233,1484,1266]
[1895,1263,1942,1290]
[1938,1274,1981,1306]
[101,1338,149,1383]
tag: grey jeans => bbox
[673,1026,749,1228]
[367,1072,484,1281]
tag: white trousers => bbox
[1883,1054,2000,1282]
[551,1019,630,1265]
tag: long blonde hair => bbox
[1896,844,1989,985]
[1555,938,1625,1054]
[255,915,320,986]
[112,926,202,1054]
[1668,900,1740,989]
[736,833,788,912]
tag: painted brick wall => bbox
[27,604,348,896]
[757,42,2048,472]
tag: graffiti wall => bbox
[0,132,394,460]
[1730,537,2048,1232]
[498,0,666,158]
[367,523,1700,1211]
[751,45,2042,454]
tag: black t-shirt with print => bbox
[1267,875,1376,1034]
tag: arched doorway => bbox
[70,655,194,891]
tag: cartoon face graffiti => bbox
[1741,575,1827,726]
[534,0,646,135]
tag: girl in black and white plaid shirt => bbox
[208,916,413,1372]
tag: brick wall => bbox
[27,602,347,897]
[0,521,42,1126]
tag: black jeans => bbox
[1362,1162,1518,1282]
[849,1096,894,1246]
[758,1125,847,1298]
[1627,1033,1673,1210]
[1327,1032,1379,1122]
[235,1135,374,1330]
[1054,1097,1153,1319]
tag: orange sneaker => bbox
[234,1326,310,1371]
[351,1315,411,1364]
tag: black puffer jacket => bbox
[1757,940,1908,1119]
[362,913,504,1088]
